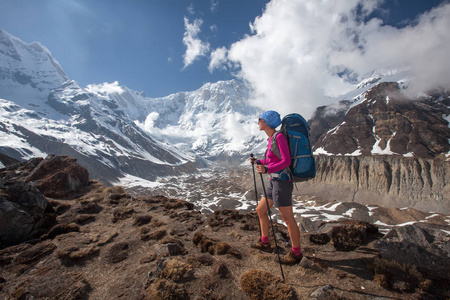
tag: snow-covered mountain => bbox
[89,80,264,160]
[1,28,449,187]
[0,29,68,109]
[0,29,264,183]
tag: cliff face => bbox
[297,156,450,213]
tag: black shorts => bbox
[266,180,293,207]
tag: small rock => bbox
[309,233,330,245]
[299,256,323,272]
[310,284,333,299]
[155,243,186,257]
[215,263,230,279]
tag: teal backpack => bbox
[270,113,316,182]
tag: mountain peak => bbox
[0,29,69,107]
[310,82,450,159]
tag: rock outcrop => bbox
[0,181,55,247]
[374,223,450,278]
[0,155,90,246]
[24,155,90,198]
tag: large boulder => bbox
[25,155,90,198]
[374,224,450,277]
[0,154,89,246]
[0,182,55,247]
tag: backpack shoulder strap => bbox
[270,131,283,160]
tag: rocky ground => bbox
[1,156,450,299]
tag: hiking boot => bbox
[279,250,302,265]
[250,240,272,253]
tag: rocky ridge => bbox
[1,155,449,299]
[298,155,450,214]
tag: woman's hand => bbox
[256,164,267,174]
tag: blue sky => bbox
[1,0,449,118]
[0,0,269,95]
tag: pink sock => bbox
[292,246,301,257]
[261,236,269,245]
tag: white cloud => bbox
[183,17,211,69]
[222,112,258,152]
[187,3,195,15]
[209,47,228,73]
[210,0,219,12]
[210,24,218,33]
[139,112,160,133]
[136,109,260,154]
[86,81,124,95]
[220,0,450,119]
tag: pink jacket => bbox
[259,133,291,174]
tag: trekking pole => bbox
[256,161,285,281]
[250,154,262,237]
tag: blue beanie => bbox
[260,110,281,128]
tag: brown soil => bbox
[0,181,448,299]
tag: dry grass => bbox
[369,257,431,293]
[240,270,296,300]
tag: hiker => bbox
[250,110,302,264]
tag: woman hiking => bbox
[250,110,302,265]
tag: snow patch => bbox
[114,173,161,189]
[313,147,333,156]
[367,206,378,216]
[345,149,362,156]
[343,208,356,217]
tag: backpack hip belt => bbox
[269,169,291,181]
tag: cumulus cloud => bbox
[86,81,124,95]
[135,112,198,147]
[137,112,160,133]
[209,47,228,72]
[183,17,210,68]
[219,0,450,119]
[136,109,260,154]
[222,112,259,152]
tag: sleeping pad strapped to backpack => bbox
[270,113,316,182]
